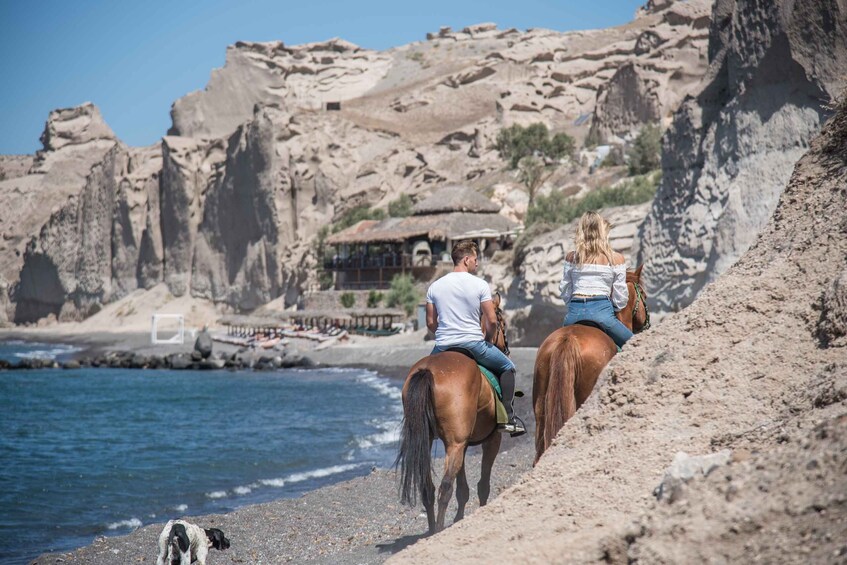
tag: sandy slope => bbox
[387,93,847,564]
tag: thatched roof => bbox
[412,185,501,215]
[325,218,402,245]
[325,212,519,245]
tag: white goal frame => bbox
[151,314,185,344]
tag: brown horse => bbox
[395,294,510,534]
[532,266,650,464]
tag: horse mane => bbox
[625,267,642,283]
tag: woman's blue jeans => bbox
[563,296,633,348]
[430,340,515,375]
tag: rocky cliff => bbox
[1,3,711,324]
[636,0,847,312]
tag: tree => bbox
[627,123,662,176]
[495,123,575,169]
[496,123,574,205]
[517,155,555,207]
[386,274,420,316]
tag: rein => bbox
[494,307,510,356]
[632,281,651,332]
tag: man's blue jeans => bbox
[431,340,515,375]
[564,296,633,348]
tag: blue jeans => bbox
[564,296,633,348]
[431,340,515,375]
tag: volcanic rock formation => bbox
[636,0,847,313]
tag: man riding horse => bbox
[425,240,525,435]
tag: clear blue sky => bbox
[0,0,645,154]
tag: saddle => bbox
[445,347,509,425]
[574,321,623,353]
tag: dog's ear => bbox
[205,528,230,550]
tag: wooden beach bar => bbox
[324,185,519,290]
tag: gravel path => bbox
[29,347,539,565]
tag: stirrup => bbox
[497,415,526,437]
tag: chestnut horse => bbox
[395,294,510,534]
[532,266,650,464]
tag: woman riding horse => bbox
[533,211,650,464]
[395,240,518,534]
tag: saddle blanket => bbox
[478,365,508,425]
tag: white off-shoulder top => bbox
[559,260,629,311]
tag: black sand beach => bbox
[15,337,538,565]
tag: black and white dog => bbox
[156,519,230,565]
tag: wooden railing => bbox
[324,253,435,271]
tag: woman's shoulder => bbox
[612,252,626,266]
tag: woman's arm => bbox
[611,263,629,311]
[558,253,575,303]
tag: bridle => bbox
[632,281,651,333]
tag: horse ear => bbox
[492,292,501,308]
[635,264,643,279]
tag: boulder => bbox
[168,353,192,370]
[653,450,732,503]
[194,327,213,359]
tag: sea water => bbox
[0,345,402,565]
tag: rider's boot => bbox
[496,368,526,436]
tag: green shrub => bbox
[367,290,384,308]
[332,205,386,233]
[406,51,424,63]
[386,274,420,316]
[388,194,413,217]
[495,123,575,169]
[525,173,661,229]
[340,292,356,308]
[628,123,662,176]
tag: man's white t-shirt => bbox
[426,272,492,346]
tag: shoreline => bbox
[3,330,538,564]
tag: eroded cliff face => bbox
[192,106,308,310]
[14,145,123,322]
[636,0,847,312]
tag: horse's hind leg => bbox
[436,442,467,531]
[454,452,469,523]
[478,431,501,506]
[423,469,436,534]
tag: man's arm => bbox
[480,300,498,342]
[426,303,438,334]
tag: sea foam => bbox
[107,517,142,530]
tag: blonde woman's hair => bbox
[574,211,614,265]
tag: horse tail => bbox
[543,333,582,455]
[395,368,437,507]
